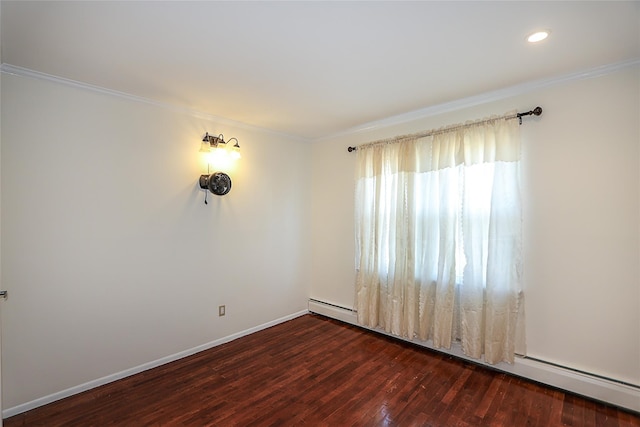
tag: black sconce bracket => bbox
[202,132,240,150]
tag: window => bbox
[354,116,524,364]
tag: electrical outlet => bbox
[219,305,226,316]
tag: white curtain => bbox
[355,114,524,364]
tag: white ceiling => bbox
[2,1,639,140]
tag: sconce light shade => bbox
[199,172,232,196]
[230,141,241,160]
[201,133,241,169]
[199,140,212,153]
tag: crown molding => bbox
[314,58,640,142]
[3,59,638,143]
[0,63,308,142]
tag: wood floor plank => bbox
[5,314,640,426]
[473,373,503,420]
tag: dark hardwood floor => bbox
[5,314,640,426]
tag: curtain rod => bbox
[347,106,542,153]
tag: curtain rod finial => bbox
[348,146,357,152]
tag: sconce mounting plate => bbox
[200,172,232,196]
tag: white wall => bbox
[310,66,640,387]
[0,72,311,409]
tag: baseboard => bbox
[2,310,308,419]
[308,299,640,413]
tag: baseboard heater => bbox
[308,298,640,414]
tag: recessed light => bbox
[527,30,550,43]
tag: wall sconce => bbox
[199,132,241,202]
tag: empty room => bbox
[0,1,639,425]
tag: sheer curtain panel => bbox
[355,114,524,364]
